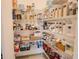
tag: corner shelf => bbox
[43,40,73,56]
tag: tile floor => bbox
[16,53,47,59]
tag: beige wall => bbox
[2,0,15,59]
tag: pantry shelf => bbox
[43,40,64,53]
[53,33,74,46]
[42,30,74,46]
[15,48,44,57]
[43,40,74,56]
[45,15,77,21]
[11,0,78,59]
[21,39,43,42]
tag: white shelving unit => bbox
[14,29,43,56]
[13,0,77,58]
[43,40,64,54]
[43,40,74,59]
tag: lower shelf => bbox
[43,52,50,59]
[15,48,44,57]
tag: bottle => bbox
[68,2,77,15]
[13,23,17,30]
[17,14,22,20]
[12,9,17,19]
[20,42,27,51]
[14,43,20,52]
[17,24,23,30]
[26,43,30,50]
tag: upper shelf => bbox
[44,15,77,21]
[52,0,67,5]
[52,0,77,5]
